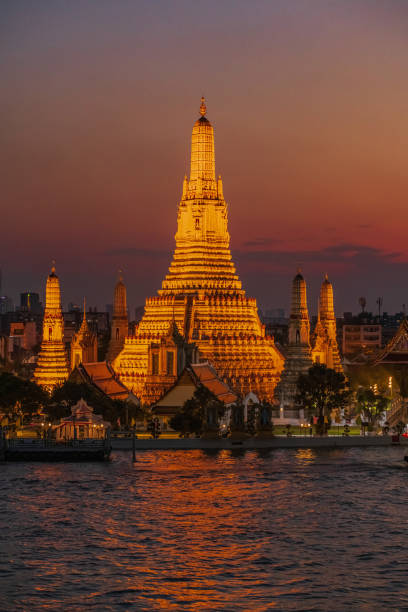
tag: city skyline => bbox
[2,1,408,313]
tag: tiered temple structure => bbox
[107,271,129,362]
[113,98,284,404]
[312,275,343,372]
[33,265,69,391]
[70,300,98,368]
[277,270,313,417]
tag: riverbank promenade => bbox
[111,434,408,451]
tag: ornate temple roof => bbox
[372,318,408,365]
[153,362,238,414]
[190,362,238,404]
[72,362,131,400]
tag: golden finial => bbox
[118,269,123,282]
[51,259,56,274]
[83,297,86,317]
[324,273,329,281]
[297,266,302,275]
[200,96,206,116]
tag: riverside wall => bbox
[111,435,408,451]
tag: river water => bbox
[1,447,408,611]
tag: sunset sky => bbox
[2,0,408,316]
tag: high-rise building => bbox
[311,275,343,372]
[20,292,42,314]
[276,270,313,417]
[113,99,284,404]
[0,269,13,314]
[0,296,14,314]
[107,271,129,362]
[33,265,69,391]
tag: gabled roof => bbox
[153,362,238,410]
[71,362,130,400]
[372,318,408,365]
[190,362,238,404]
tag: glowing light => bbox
[112,100,284,403]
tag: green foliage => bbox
[296,364,350,436]
[356,388,389,431]
[0,372,48,417]
[347,365,390,396]
[169,384,225,437]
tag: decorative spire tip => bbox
[200,96,206,116]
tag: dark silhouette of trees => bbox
[169,385,225,437]
[296,364,350,436]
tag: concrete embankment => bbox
[111,435,408,451]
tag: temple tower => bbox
[276,270,313,418]
[312,274,343,372]
[33,264,69,391]
[70,300,98,368]
[113,99,284,403]
[107,271,129,362]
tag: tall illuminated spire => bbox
[70,296,97,368]
[162,98,239,294]
[107,270,129,362]
[311,274,342,372]
[277,269,312,416]
[288,269,310,345]
[33,264,69,390]
[113,99,285,404]
[187,96,217,197]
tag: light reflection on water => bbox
[1,448,408,611]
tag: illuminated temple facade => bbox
[311,275,343,373]
[70,301,98,369]
[113,99,284,404]
[33,265,69,391]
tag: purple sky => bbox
[2,0,408,316]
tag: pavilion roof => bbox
[75,362,130,399]
[372,318,408,366]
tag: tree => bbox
[356,388,389,433]
[0,372,48,422]
[169,385,225,437]
[296,364,350,436]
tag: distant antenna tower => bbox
[358,297,366,313]
[376,297,383,319]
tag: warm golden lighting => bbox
[33,265,69,391]
[70,299,98,368]
[113,99,284,403]
[311,275,343,372]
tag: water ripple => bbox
[1,447,408,610]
